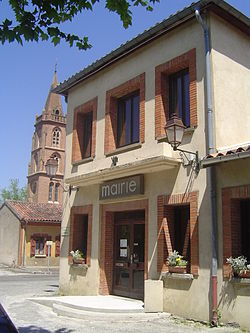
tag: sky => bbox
[0,0,249,190]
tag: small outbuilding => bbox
[0,200,62,267]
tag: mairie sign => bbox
[99,175,144,200]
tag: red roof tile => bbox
[201,145,250,167]
[6,201,62,223]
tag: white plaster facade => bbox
[55,1,250,329]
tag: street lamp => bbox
[45,158,58,179]
[165,114,200,174]
[45,158,78,195]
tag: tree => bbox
[0,179,27,203]
[0,0,160,50]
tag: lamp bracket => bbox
[175,148,200,175]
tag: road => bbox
[0,265,245,333]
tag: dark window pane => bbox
[82,112,93,158]
[132,95,140,143]
[125,99,132,145]
[184,73,190,127]
[177,76,183,120]
[169,69,190,127]
[117,92,140,147]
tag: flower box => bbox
[168,266,187,274]
[238,270,250,278]
[73,258,86,265]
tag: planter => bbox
[236,270,250,278]
[168,266,187,274]
[73,258,86,265]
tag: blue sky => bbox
[0,0,249,190]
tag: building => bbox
[0,201,61,267]
[0,70,65,268]
[54,0,250,329]
[27,69,66,205]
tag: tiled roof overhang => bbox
[53,0,249,97]
[200,145,250,168]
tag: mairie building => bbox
[53,0,250,329]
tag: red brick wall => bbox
[69,205,93,266]
[157,191,199,276]
[99,199,148,295]
[104,74,145,154]
[222,185,250,278]
[72,97,97,163]
[155,48,197,139]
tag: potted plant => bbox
[226,256,250,278]
[167,250,188,274]
[70,250,86,264]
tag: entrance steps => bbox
[30,295,145,319]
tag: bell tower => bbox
[27,68,66,204]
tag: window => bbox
[72,98,97,164]
[157,192,198,275]
[49,182,53,201]
[52,128,60,147]
[241,199,250,262]
[69,205,93,266]
[117,92,140,147]
[55,183,60,202]
[169,69,190,127]
[105,74,145,154]
[35,238,45,255]
[71,215,88,259]
[222,186,250,278]
[155,49,197,139]
[82,112,93,158]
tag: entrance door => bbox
[113,212,145,300]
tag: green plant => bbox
[167,250,188,267]
[226,256,248,275]
[70,250,85,260]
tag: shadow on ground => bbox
[18,327,73,333]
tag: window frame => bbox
[72,97,97,164]
[117,91,140,148]
[169,68,190,127]
[155,49,197,139]
[69,205,93,266]
[157,192,199,276]
[105,73,145,155]
[222,185,250,278]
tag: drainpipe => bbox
[195,9,218,326]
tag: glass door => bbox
[113,220,145,300]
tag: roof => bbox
[4,201,62,224]
[201,145,250,168]
[53,0,249,96]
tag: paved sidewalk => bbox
[0,263,59,275]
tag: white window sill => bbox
[35,255,46,258]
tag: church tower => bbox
[27,69,66,204]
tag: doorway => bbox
[113,211,145,300]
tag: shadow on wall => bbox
[18,327,74,333]
[217,280,236,310]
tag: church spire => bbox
[43,65,63,116]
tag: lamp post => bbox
[165,114,200,174]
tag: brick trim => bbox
[155,49,197,139]
[72,97,97,164]
[157,191,199,276]
[69,205,93,266]
[222,185,250,278]
[99,199,148,295]
[105,74,145,154]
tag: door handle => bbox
[130,254,133,264]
